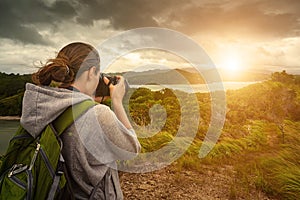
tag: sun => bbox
[224,56,240,71]
[220,50,242,71]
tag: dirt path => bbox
[120,164,273,200]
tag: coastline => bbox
[0,116,20,120]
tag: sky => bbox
[0,0,300,74]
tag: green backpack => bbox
[0,100,96,200]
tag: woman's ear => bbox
[88,66,97,79]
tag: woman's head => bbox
[32,42,100,88]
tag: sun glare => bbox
[124,53,141,62]
[224,57,240,71]
[220,51,243,71]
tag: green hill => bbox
[0,72,32,116]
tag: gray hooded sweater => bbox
[20,83,141,199]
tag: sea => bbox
[0,120,19,154]
[130,81,259,93]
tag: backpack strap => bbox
[47,100,97,200]
[52,100,97,136]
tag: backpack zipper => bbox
[39,147,55,177]
[29,142,40,170]
[26,169,33,199]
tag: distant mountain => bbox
[122,68,270,85]
[123,68,204,85]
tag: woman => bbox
[20,42,140,199]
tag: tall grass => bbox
[152,120,300,199]
[257,158,300,199]
[202,121,269,160]
[255,121,300,199]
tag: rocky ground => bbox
[119,164,274,200]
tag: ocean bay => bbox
[130,81,259,93]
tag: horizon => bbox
[1,65,299,76]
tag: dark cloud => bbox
[1,0,300,44]
[0,0,77,44]
[161,0,300,39]
[75,0,168,28]
[76,0,300,39]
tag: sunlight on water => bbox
[130,82,259,93]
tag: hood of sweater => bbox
[20,83,92,138]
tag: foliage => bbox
[226,80,300,123]
[0,92,24,116]
[0,72,32,116]
[128,88,182,135]
[255,121,300,199]
[0,72,31,100]
[271,70,295,84]
[1,70,300,198]
[126,71,300,199]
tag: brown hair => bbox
[32,42,100,87]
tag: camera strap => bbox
[107,80,112,87]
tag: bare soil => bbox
[120,164,274,200]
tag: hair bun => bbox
[32,42,100,87]
[32,58,74,86]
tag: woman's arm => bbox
[106,76,133,130]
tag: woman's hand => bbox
[94,75,125,103]
[104,76,125,103]
[102,75,132,129]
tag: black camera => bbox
[95,73,129,97]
